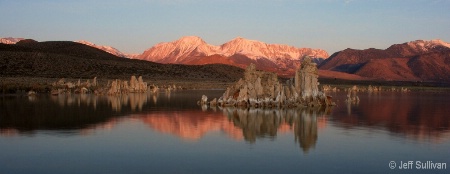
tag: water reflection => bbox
[137,111,244,141]
[46,93,153,113]
[106,93,150,112]
[333,91,450,143]
[295,108,330,153]
[0,92,157,135]
[1,91,450,145]
[222,107,331,153]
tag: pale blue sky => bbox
[1,0,449,55]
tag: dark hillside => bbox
[0,42,244,83]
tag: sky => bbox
[1,0,449,55]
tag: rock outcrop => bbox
[295,56,320,101]
[345,85,360,103]
[128,76,147,93]
[212,56,334,108]
[106,76,148,95]
[50,76,150,95]
[198,95,208,105]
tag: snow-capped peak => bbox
[218,37,327,60]
[76,40,130,58]
[154,36,206,47]
[176,36,205,44]
[219,37,269,58]
[0,37,25,44]
[141,36,219,63]
[429,39,450,48]
[407,39,450,51]
[229,36,259,43]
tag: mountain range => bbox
[137,36,329,77]
[2,36,450,83]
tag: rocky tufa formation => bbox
[345,85,360,104]
[106,76,148,95]
[209,56,334,108]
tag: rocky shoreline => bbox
[0,76,234,95]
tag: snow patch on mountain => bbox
[0,37,25,44]
[406,39,450,51]
[76,40,131,58]
[141,36,219,62]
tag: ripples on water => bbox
[1,90,449,173]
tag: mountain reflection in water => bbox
[1,90,450,147]
[334,91,450,143]
[138,107,330,153]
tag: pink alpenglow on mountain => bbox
[0,37,25,44]
[137,36,329,77]
[76,40,137,58]
[138,36,219,63]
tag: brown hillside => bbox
[319,48,392,73]
[319,40,450,82]
[318,70,368,81]
[354,58,420,81]
[407,51,450,81]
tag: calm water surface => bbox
[1,90,449,174]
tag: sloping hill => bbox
[0,41,244,81]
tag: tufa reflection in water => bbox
[222,107,331,153]
[136,106,330,153]
[48,93,156,112]
[0,92,158,135]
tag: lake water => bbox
[1,90,449,174]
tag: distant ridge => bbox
[319,39,450,82]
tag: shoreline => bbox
[0,76,235,94]
[2,76,450,95]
